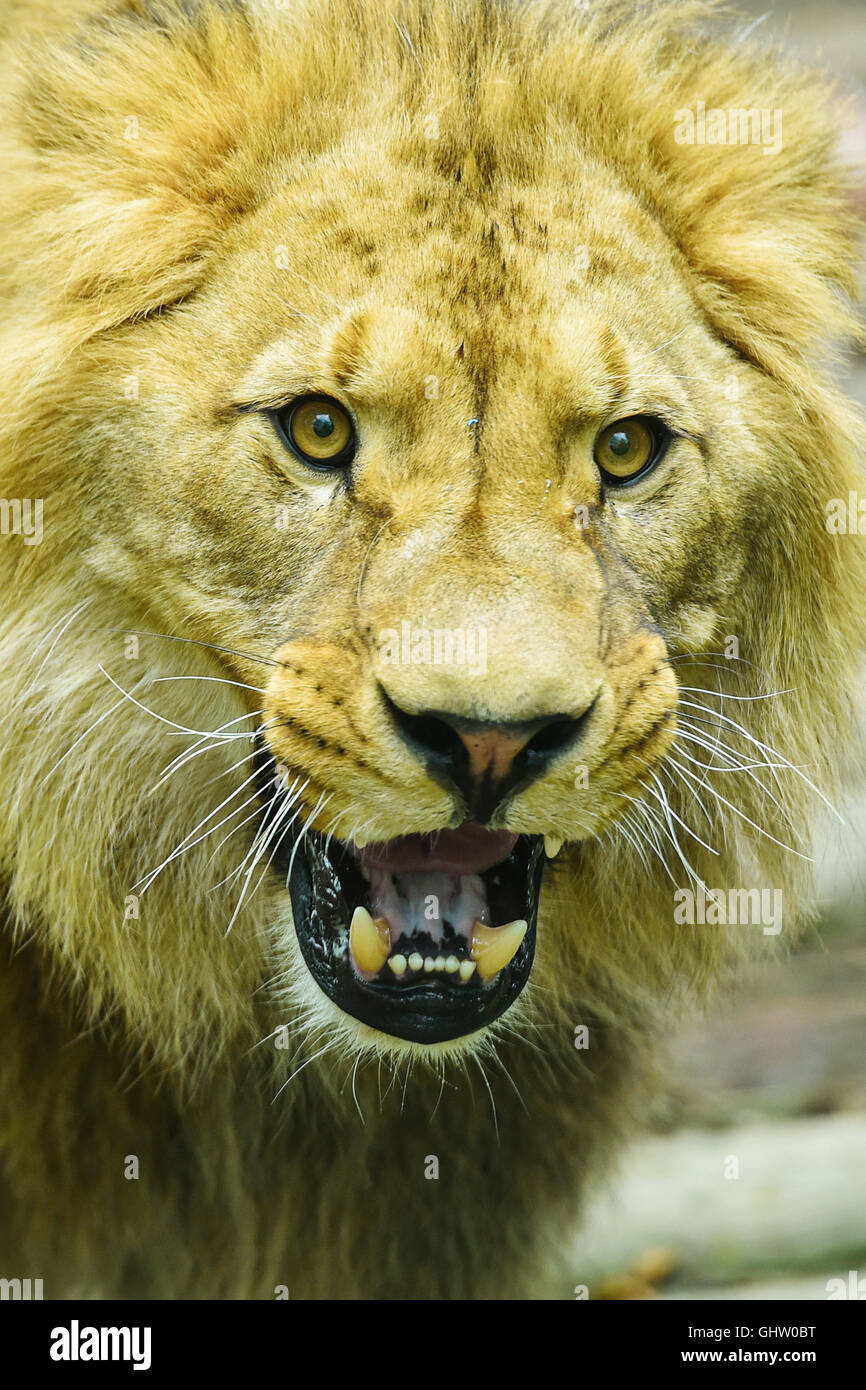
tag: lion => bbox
[0,0,863,1301]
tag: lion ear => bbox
[6,5,264,334]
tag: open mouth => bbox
[255,756,546,1043]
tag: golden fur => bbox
[0,0,863,1298]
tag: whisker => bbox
[639,777,708,889]
[272,1039,337,1102]
[674,721,789,777]
[677,683,795,703]
[349,1053,365,1125]
[671,736,798,835]
[671,757,814,860]
[225,784,321,929]
[98,666,256,740]
[150,720,263,792]
[196,748,260,792]
[487,1049,529,1115]
[618,795,677,883]
[0,598,93,734]
[472,1054,500,1144]
[133,783,265,893]
[216,781,303,894]
[152,675,267,695]
[94,628,283,670]
[31,696,127,794]
[156,724,263,786]
[204,804,270,872]
[643,768,720,857]
[669,650,761,671]
[285,789,328,890]
[677,700,842,820]
[611,807,652,872]
[659,758,715,832]
[234,782,308,912]
[156,715,279,787]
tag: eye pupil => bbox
[608,430,631,457]
[312,413,335,438]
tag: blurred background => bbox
[573,0,866,1301]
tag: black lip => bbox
[294,831,543,1043]
[253,747,545,1043]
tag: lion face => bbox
[3,0,863,1064]
[84,141,790,1045]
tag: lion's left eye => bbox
[273,395,356,470]
[593,416,670,484]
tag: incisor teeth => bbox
[470,919,528,981]
[544,835,564,859]
[433,956,446,972]
[459,960,476,982]
[388,953,407,977]
[423,956,435,973]
[445,955,459,973]
[349,906,391,974]
[408,952,424,972]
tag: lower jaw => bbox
[281,827,545,1045]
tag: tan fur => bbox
[0,0,863,1298]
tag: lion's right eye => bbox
[273,395,356,471]
[593,415,670,485]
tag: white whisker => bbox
[133,783,264,893]
[98,666,256,740]
[676,697,841,820]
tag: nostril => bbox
[524,716,586,760]
[383,699,458,759]
[392,709,465,762]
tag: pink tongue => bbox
[358,824,518,875]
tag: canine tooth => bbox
[459,960,476,982]
[445,955,459,973]
[423,957,435,973]
[349,906,390,974]
[408,952,423,972]
[544,835,564,859]
[471,919,528,981]
[388,954,407,977]
[433,956,446,972]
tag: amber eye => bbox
[593,416,668,484]
[275,395,356,469]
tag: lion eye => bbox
[593,416,667,484]
[275,395,356,469]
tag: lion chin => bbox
[0,0,863,1300]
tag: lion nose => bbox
[384,697,594,820]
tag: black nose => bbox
[384,695,594,820]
